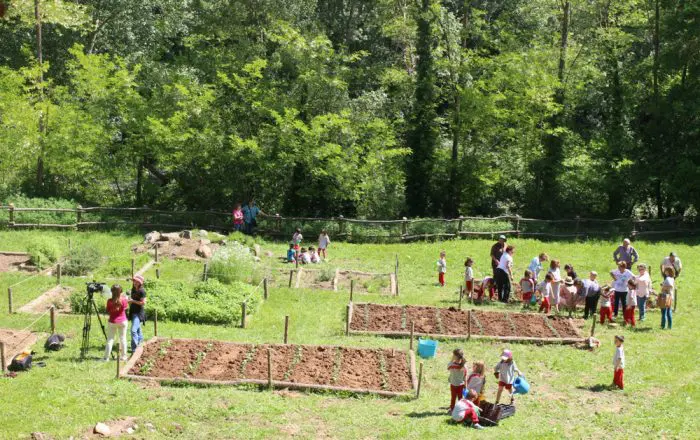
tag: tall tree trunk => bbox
[34,0,45,189]
[136,159,144,206]
[653,0,660,101]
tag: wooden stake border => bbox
[120,337,417,398]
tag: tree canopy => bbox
[0,0,697,219]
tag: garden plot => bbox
[0,328,38,367]
[19,286,74,314]
[348,303,585,343]
[123,338,417,397]
[283,268,396,295]
[0,252,33,273]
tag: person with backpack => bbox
[104,284,128,361]
[129,275,147,352]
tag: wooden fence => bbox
[0,204,696,242]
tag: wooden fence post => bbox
[241,302,247,328]
[155,245,159,263]
[56,263,62,285]
[50,306,56,334]
[76,204,82,226]
[575,216,581,236]
[7,288,13,314]
[338,215,345,235]
[288,270,294,288]
[674,288,678,313]
[203,263,208,281]
[401,217,408,236]
[263,278,268,300]
[590,317,596,337]
[516,215,521,238]
[345,304,350,336]
[154,310,158,337]
[131,258,135,279]
[458,216,464,233]
[156,268,160,279]
[68,238,72,252]
[350,280,354,302]
[1,342,6,373]
[275,213,282,233]
[416,362,424,398]
[409,321,415,351]
[284,315,289,344]
[267,348,273,389]
[8,203,14,225]
[458,287,463,310]
[468,310,472,340]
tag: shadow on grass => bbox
[576,384,615,393]
[406,410,448,419]
[631,327,653,333]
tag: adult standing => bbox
[635,264,652,322]
[242,198,266,235]
[528,253,548,281]
[659,267,675,330]
[659,252,682,279]
[128,275,147,353]
[495,245,515,303]
[577,271,601,320]
[490,235,507,277]
[613,238,639,269]
[610,262,635,319]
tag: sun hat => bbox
[500,349,513,360]
[615,335,625,343]
[132,275,145,285]
[564,276,574,286]
[499,234,507,240]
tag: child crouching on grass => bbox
[494,349,521,405]
[475,277,495,303]
[520,270,535,309]
[612,335,625,389]
[437,251,447,287]
[467,361,486,403]
[451,389,483,430]
[447,349,468,412]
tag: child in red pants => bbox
[437,251,447,287]
[623,279,637,327]
[538,273,554,314]
[447,348,467,412]
[600,287,614,324]
[451,389,483,429]
[612,335,625,389]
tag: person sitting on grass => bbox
[451,389,484,430]
[286,242,296,263]
[309,246,320,264]
[519,270,535,309]
[467,361,486,403]
[599,286,614,324]
[494,349,521,405]
[537,273,554,314]
[104,284,128,362]
[437,251,447,287]
[298,247,311,265]
[612,335,625,390]
[447,349,468,413]
[623,279,637,327]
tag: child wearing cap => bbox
[612,335,625,389]
[437,251,447,287]
[451,389,483,429]
[494,349,522,404]
[447,348,468,412]
[128,275,147,352]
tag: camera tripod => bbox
[80,290,109,360]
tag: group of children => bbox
[285,228,331,264]
[447,348,522,429]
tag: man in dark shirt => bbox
[128,275,147,352]
[490,235,507,277]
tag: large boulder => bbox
[144,231,161,244]
[93,423,111,436]
[159,232,181,241]
[198,229,209,238]
[196,245,213,259]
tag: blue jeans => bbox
[637,297,647,320]
[613,291,627,317]
[131,315,143,351]
[661,308,672,329]
[234,223,242,232]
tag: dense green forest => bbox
[0,0,697,219]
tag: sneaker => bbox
[472,423,484,430]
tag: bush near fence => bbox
[1,203,697,242]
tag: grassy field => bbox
[0,230,698,439]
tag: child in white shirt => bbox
[548,260,562,313]
[437,251,447,287]
[624,279,637,327]
[309,246,320,264]
[318,230,330,259]
[612,335,625,389]
[538,273,554,314]
[464,257,474,299]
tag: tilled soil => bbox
[351,304,582,339]
[129,339,413,393]
[0,254,33,273]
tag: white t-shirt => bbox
[451,398,479,422]
[318,234,330,249]
[437,258,447,273]
[310,252,320,263]
[301,252,311,264]
[497,253,513,272]
[464,266,474,281]
[626,289,637,307]
[662,276,675,298]
[539,282,551,299]
[612,269,634,292]
[636,272,651,297]
[613,346,625,369]
[661,256,682,274]
[601,292,612,307]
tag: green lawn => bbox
[0,231,698,439]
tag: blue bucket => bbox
[513,375,530,395]
[417,339,438,359]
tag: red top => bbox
[106,297,128,324]
[232,209,244,225]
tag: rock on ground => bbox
[159,232,181,241]
[93,423,110,436]
[196,245,213,259]
[198,230,209,238]
[180,230,193,239]
[143,231,161,244]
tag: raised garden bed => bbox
[0,252,34,273]
[282,268,396,295]
[121,338,417,398]
[348,303,585,344]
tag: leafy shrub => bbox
[63,245,102,276]
[27,239,62,269]
[225,231,256,248]
[316,265,336,282]
[208,242,257,284]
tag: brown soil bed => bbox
[350,304,583,340]
[0,253,35,273]
[125,338,415,396]
[0,328,39,367]
[19,286,74,314]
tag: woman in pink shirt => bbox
[103,285,128,361]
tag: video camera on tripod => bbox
[80,282,110,359]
